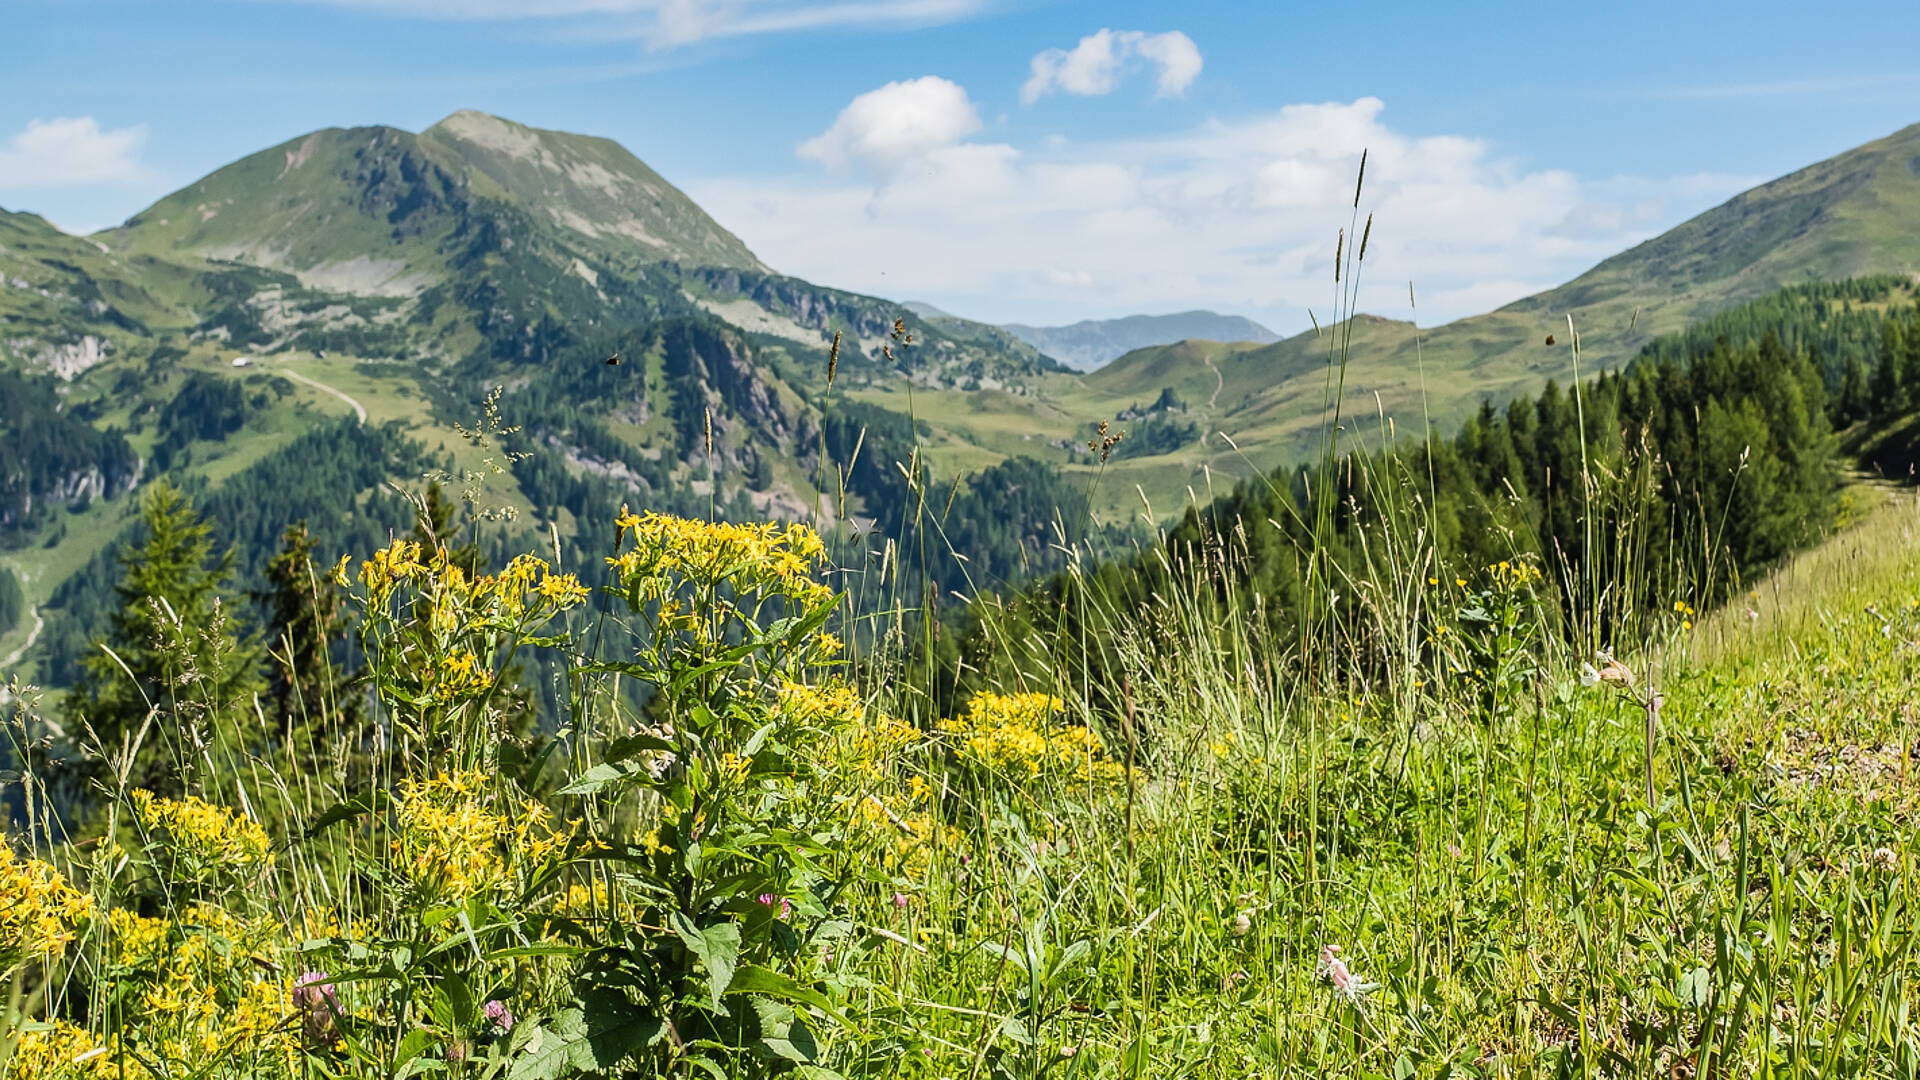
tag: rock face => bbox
[33,335,110,380]
[0,460,141,530]
[659,321,811,474]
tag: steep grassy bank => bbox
[4,476,1919,1077]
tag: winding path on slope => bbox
[1,606,43,673]
[1205,353,1225,411]
[277,367,367,425]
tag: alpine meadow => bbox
[7,9,1920,1078]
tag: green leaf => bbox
[726,965,848,1027]
[605,731,677,763]
[394,1028,440,1069]
[739,721,777,760]
[1677,966,1712,1010]
[776,595,840,651]
[670,912,741,1012]
[556,762,640,797]
[979,941,1029,975]
[506,991,661,1080]
[752,996,820,1063]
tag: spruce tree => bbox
[65,479,263,799]
[1876,319,1908,415]
[259,521,353,731]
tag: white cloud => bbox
[1134,32,1204,99]
[0,117,149,190]
[691,91,1750,330]
[1021,29,1202,104]
[261,0,987,48]
[797,76,982,176]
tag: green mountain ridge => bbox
[5,112,1920,683]
[106,111,767,290]
[1023,120,1920,508]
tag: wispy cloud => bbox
[0,117,150,190]
[694,89,1753,328]
[1021,29,1202,104]
[262,0,989,48]
[1641,71,1920,101]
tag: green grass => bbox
[10,452,1920,1076]
[9,117,1920,1076]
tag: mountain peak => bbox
[427,109,534,147]
[110,110,764,293]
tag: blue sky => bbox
[4,0,1918,331]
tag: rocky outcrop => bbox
[0,458,141,529]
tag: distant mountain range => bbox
[999,311,1280,371]
[5,110,1920,681]
[898,305,1280,371]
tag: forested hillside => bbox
[938,278,1920,712]
[7,114,1920,711]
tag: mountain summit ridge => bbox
[104,110,765,296]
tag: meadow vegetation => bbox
[7,443,1920,1077]
[8,188,1920,1079]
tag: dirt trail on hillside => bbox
[278,367,367,424]
[1,606,43,673]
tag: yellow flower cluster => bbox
[0,846,92,969]
[850,794,968,878]
[1673,599,1696,630]
[391,771,563,901]
[5,1020,114,1079]
[355,540,588,623]
[609,510,832,609]
[848,710,919,766]
[359,538,428,589]
[775,680,864,730]
[94,904,300,1072]
[130,790,273,870]
[430,648,492,703]
[939,692,1123,787]
[1487,559,1543,588]
[107,909,170,966]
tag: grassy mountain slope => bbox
[973,120,1920,517]
[106,112,765,291]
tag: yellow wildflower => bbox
[608,512,833,610]
[130,790,272,870]
[940,692,1123,787]
[0,846,91,970]
[6,1020,114,1079]
[391,771,563,901]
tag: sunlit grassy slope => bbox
[908,120,1920,519]
[20,470,1920,1076]
[10,119,1920,532]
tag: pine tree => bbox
[1840,352,1870,425]
[1875,319,1908,415]
[65,479,263,799]
[259,521,353,731]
